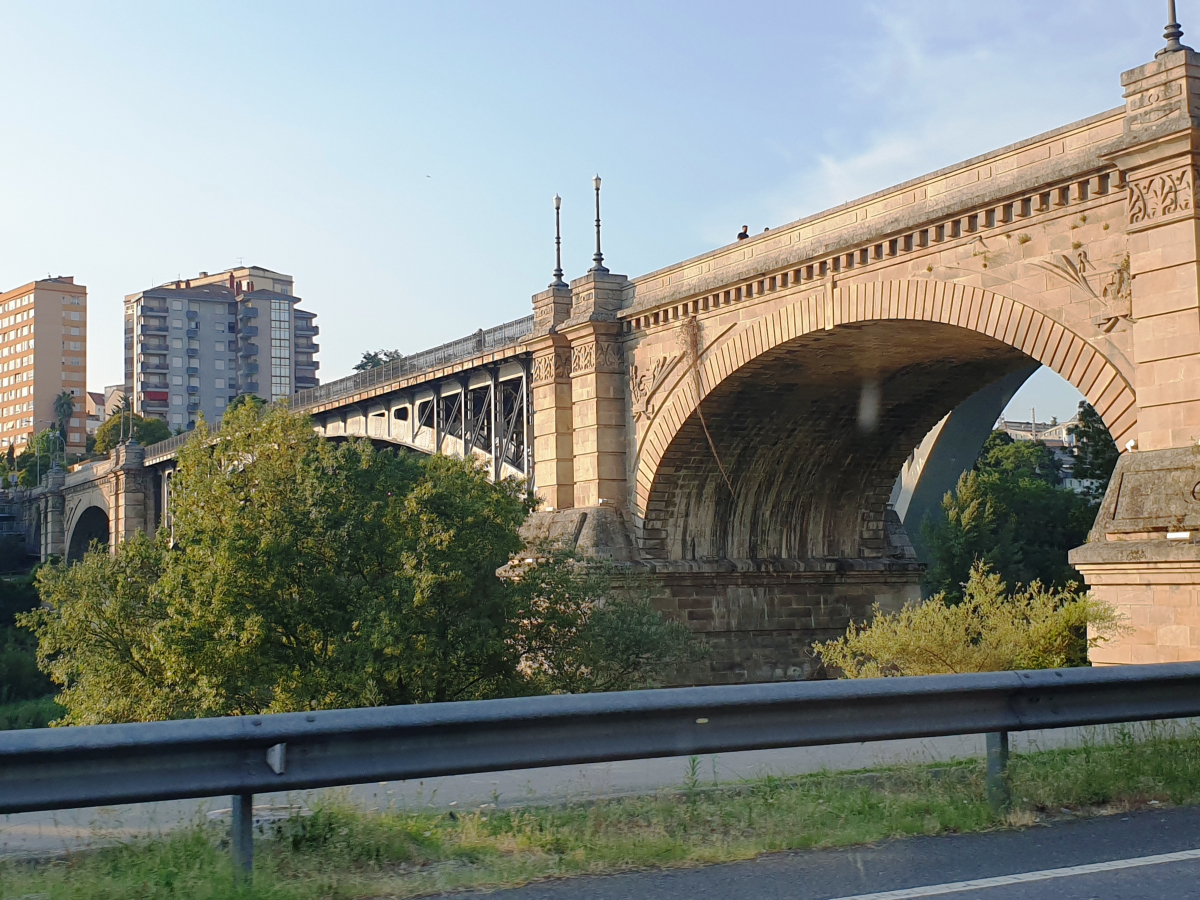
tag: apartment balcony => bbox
[238,307,258,319]
[297,360,320,371]
[187,402,200,413]
[239,325,259,337]
[187,347,199,357]
[141,397,169,410]
[295,322,319,336]
[242,362,259,374]
[239,343,259,357]
[186,385,200,395]
[139,360,169,373]
[186,310,199,320]
[296,341,320,353]
[139,319,169,335]
[295,376,319,389]
[243,381,259,394]
[141,305,169,317]
[138,335,169,350]
[185,328,200,339]
[186,366,199,375]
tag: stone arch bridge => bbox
[25,41,1200,680]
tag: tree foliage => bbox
[23,404,694,724]
[353,349,403,372]
[53,391,76,437]
[921,431,1096,602]
[93,411,172,454]
[815,562,1128,677]
[1069,401,1120,498]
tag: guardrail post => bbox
[986,731,1010,815]
[230,792,254,884]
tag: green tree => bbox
[921,430,1095,602]
[93,411,172,454]
[226,393,266,413]
[815,562,1127,677]
[353,349,402,372]
[24,404,694,723]
[53,391,76,437]
[1069,401,1119,499]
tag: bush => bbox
[814,562,1128,677]
[0,694,64,730]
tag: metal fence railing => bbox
[291,315,535,410]
[2,663,1200,881]
[142,432,191,462]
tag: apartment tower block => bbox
[0,277,88,452]
[124,266,318,428]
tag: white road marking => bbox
[822,847,1200,899]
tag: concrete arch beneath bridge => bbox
[635,281,1135,564]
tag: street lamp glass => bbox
[554,193,561,210]
[593,175,601,190]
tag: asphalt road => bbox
[467,805,1200,900]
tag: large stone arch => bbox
[66,505,110,563]
[634,280,1136,563]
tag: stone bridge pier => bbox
[525,42,1200,681]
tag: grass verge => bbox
[3,722,1199,899]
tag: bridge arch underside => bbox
[637,314,1132,684]
[67,505,110,563]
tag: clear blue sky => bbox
[0,0,1177,421]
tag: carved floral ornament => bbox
[531,348,571,385]
[570,341,623,374]
[1032,249,1134,334]
[1128,165,1196,226]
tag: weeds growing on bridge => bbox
[2,722,1200,900]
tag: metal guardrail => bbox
[3,663,1199,879]
[291,314,535,410]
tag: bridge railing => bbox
[291,314,535,410]
[143,432,192,462]
[3,662,1200,881]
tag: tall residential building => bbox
[0,276,87,452]
[124,266,319,429]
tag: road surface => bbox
[468,804,1200,899]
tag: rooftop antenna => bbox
[1159,0,1191,55]
[589,174,608,274]
[550,194,567,287]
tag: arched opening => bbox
[641,321,1038,563]
[67,506,110,563]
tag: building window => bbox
[216,396,226,408]
[172,395,182,406]
[215,378,225,389]
[215,342,225,351]
[172,300,183,311]
[172,357,183,368]
[172,338,183,349]
[215,359,224,370]
[269,299,291,400]
[172,319,183,329]
[171,413,183,424]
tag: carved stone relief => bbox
[531,348,571,385]
[629,355,674,422]
[570,341,623,374]
[1128,166,1194,226]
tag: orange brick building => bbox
[0,277,87,454]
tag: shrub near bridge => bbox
[22,403,694,724]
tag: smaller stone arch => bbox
[67,505,110,563]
